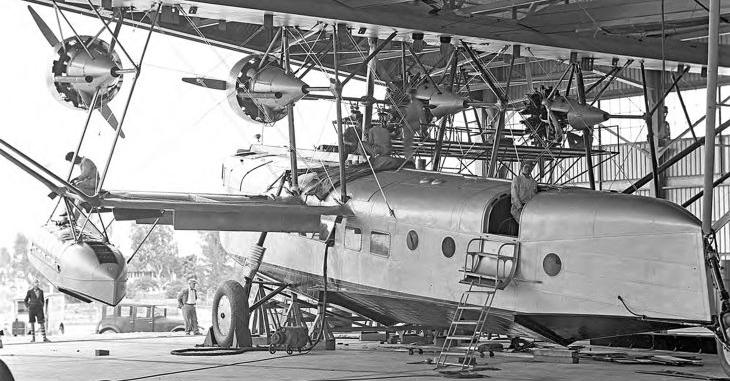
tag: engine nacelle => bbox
[227,54,307,124]
[49,37,123,110]
[546,97,610,130]
[415,83,468,119]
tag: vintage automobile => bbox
[96,304,185,334]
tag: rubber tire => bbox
[0,358,15,381]
[211,280,251,348]
[717,337,730,377]
[100,328,117,334]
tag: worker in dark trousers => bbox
[177,278,201,335]
[24,279,49,343]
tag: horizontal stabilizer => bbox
[181,77,228,90]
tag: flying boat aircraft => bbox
[6,0,730,375]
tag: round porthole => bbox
[543,253,562,276]
[406,230,419,251]
[442,237,456,258]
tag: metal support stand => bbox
[573,63,596,190]
[362,37,377,141]
[640,62,662,197]
[283,28,299,193]
[432,48,459,171]
[332,24,347,204]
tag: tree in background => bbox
[197,232,237,296]
[0,247,11,283]
[10,234,42,284]
[128,225,182,289]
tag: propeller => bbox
[181,54,334,124]
[28,6,126,138]
[28,6,59,47]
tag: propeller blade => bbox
[28,6,60,47]
[181,77,228,90]
[547,108,564,142]
[98,105,125,139]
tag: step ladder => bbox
[436,237,519,371]
[435,280,497,370]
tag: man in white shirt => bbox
[511,161,538,223]
[66,152,99,196]
[177,278,200,335]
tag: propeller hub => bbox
[49,37,123,110]
[414,83,468,119]
[227,54,308,124]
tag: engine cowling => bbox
[49,37,123,110]
[227,54,307,124]
[414,83,468,119]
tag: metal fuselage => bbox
[220,146,714,345]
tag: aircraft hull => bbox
[221,150,715,345]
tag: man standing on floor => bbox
[24,279,49,343]
[177,278,201,335]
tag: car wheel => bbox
[211,280,251,348]
[100,328,117,334]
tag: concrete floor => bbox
[1,333,729,381]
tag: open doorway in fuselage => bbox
[484,194,519,236]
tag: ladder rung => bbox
[457,306,484,310]
[464,289,496,293]
[440,351,471,357]
[446,335,478,340]
[439,361,475,367]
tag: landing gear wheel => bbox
[211,280,250,348]
[269,344,276,354]
[716,337,730,376]
[286,345,294,355]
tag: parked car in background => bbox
[96,304,185,334]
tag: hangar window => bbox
[345,226,362,251]
[370,231,391,257]
[484,194,519,237]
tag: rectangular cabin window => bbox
[104,306,115,317]
[136,306,150,318]
[370,231,391,257]
[120,306,132,317]
[154,307,166,318]
[344,226,362,251]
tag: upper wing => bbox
[38,0,730,73]
[28,0,730,103]
[101,190,349,232]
